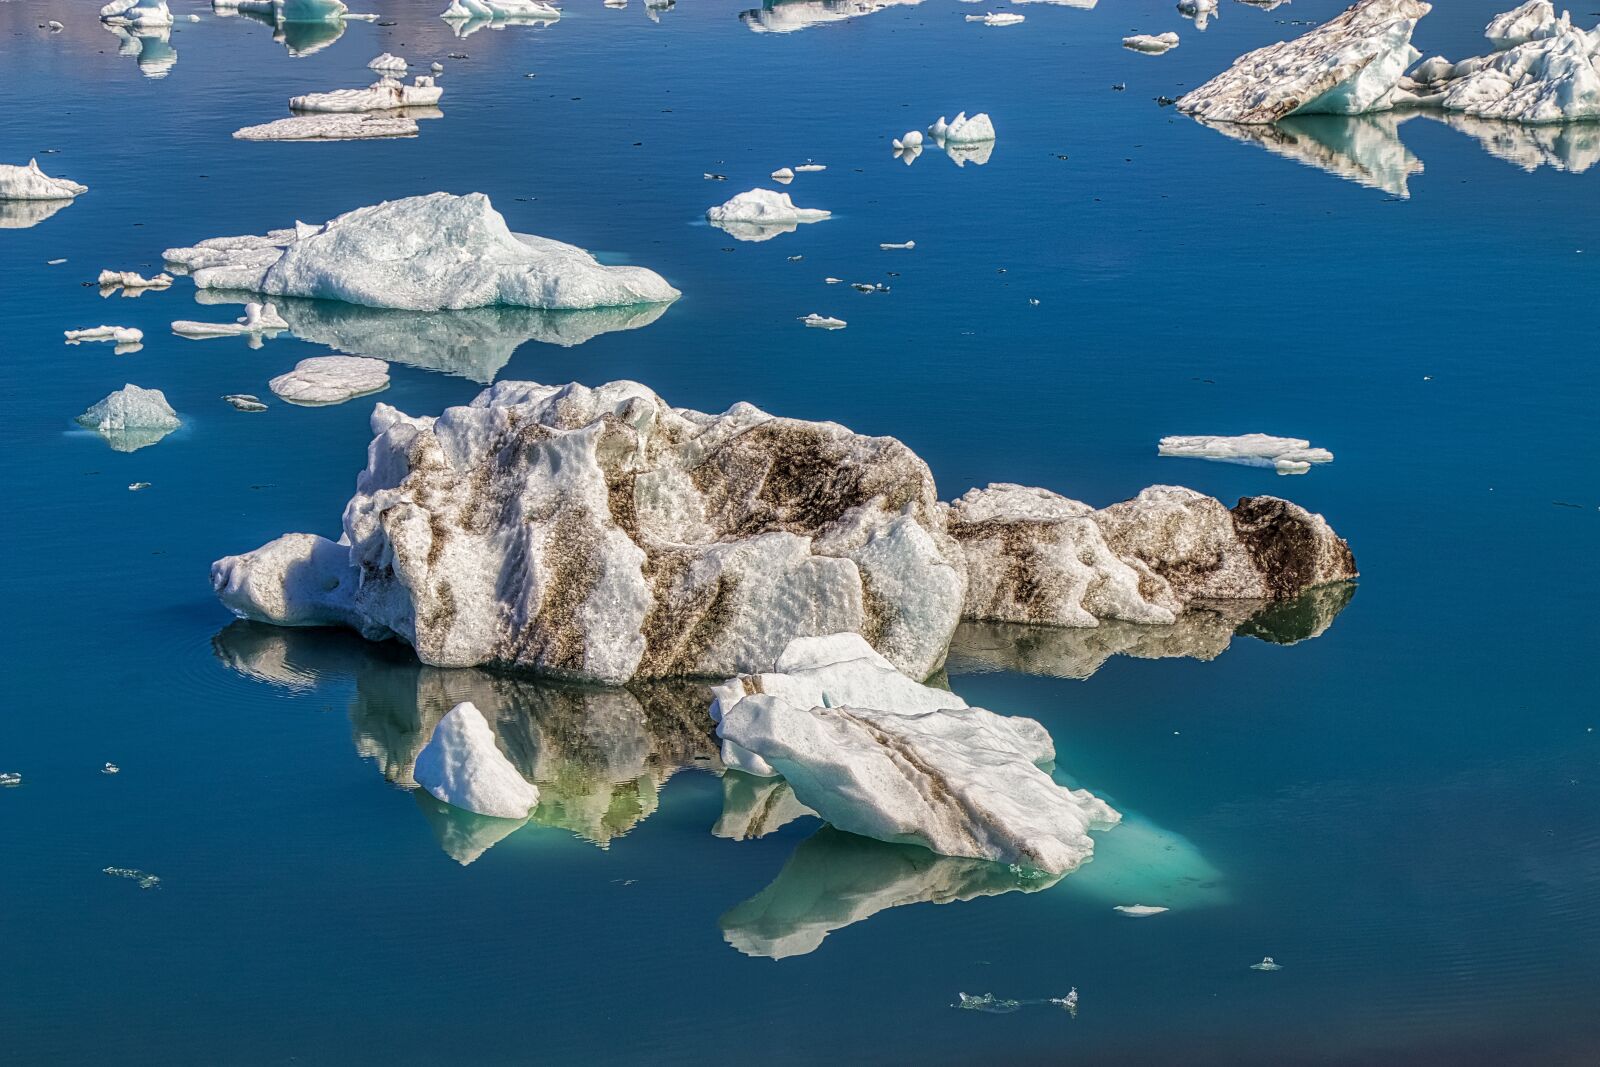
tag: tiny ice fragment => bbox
[1251,956,1282,971]
[799,313,846,329]
[102,762,121,774]
[128,482,151,492]
[880,240,915,250]
[104,867,161,889]
[0,772,21,787]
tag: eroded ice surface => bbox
[1485,0,1561,47]
[268,355,390,406]
[234,113,422,141]
[1159,433,1334,474]
[706,189,831,239]
[101,0,174,28]
[172,301,290,339]
[368,52,409,73]
[413,702,540,820]
[0,159,87,201]
[1124,32,1180,54]
[76,385,181,452]
[1415,18,1600,124]
[289,76,442,113]
[163,192,679,311]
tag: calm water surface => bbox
[2,0,1597,1062]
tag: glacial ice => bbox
[965,12,1024,26]
[235,113,422,141]
[1159,433,1334,474]
[171,301,290,340]
[1114,904,1170,916]
[99,270,173,292]
[706,189,831,234]
[162,192,680,311]
[268,355,390,406]
[1124,32,1179,54]
[289,76,443,113]
[931,111,996,143]
[443,0,560,19]
[739,0,924,34]
[413,701,540,819]
[800,313,846,329]
[65,325,144,345]
[76,385,181,452]
[1252,956,1284,971]
[1485,0,1561,47]
[1419,20,1600,124]
[0,159,88,201]
[368,52,409,73]
[101,0,174,29]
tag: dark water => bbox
[1,0,1596,1061]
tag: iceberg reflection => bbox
[194,292,675,383]
[105,24,177,79]
[946,584,1354,680]
[0,199,72,230]
[740,0,923,34]
[213,5,347,56]
[713,770,815,842]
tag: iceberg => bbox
[1124,32,1179,54]
[212,381,967,684]
[965,11,1024,25]
[162,192,680,311]
[171,301,290,340]
[289,76,443,113]
[892,129,924,151]
[0,159,87,201]
[76,385,181,453]
[99,270,173,292]
[931,111,996,143]
[1485,0,1562,47]
[234,113,422,141]
[268,355,390,405]
[1158,433,1334,474]
[1176,0,1430,123]
[413,701,540,819]
[65,325,144,345]
[740,0,924,34]
[1419,20,1600,124]
[101,0,174,28]
[368,52,409,73]
[706,188,830,227]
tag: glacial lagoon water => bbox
[2,0,1597,1061]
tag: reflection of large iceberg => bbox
[1429,111,1600,173]
[713,770,815,841]
[194,292,673,383]
[212,4,347,56]
[212,621,717,852]
[946,584,1354,680]
[1197,113,1424,197]
[720,826,1061,959]
[105,24,177,78]
[415,790,529,865]
[0,199,72,229]
[740,0,923,33]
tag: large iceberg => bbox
[413,701,540,819]
[0,160,87,201]
[212,380,967,684]
[162,193,680,312]
[1412,18,1600,124]
[443,0,561,17]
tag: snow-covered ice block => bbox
[368,52,409,73]
[290,76,442,113]
[1159,433,1334,474]
[0,159,87,201]
[413,702,540,819]
[76,385,181,451]
[234,113,422,141]
[1485,0,1561,47]
[101,0,174,28]
[1125,31,1179,53]
[707,188,830,225]
[172,301,291,339]
[162,192,680,311]
[268,355,390,405]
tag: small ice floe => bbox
[431,62,444,73]
[1158,433,1333,475]
[48,20,65,32]
[368,52,409,73]
[268,355,389,406]
[824,276,843,284]
[851,282,889,293]
[771,167,795,183]
[234,113,422,142]
[103,867,161,889]
[707,189,830,240]
[1114,904,1170,916]
[128,482,151,491]
[795,162,826,172]
[965,11,1025,25]
[0,159,88,201]
[76,385,181,452]
[224,393,269,412]
[290,75,442,113]
[1177,0,1216,29]
[102,762,121,774]
[98,270,173,295]
[442,0,560,19]
[414,701,540,819]
[704,172,728,180]
[892,129,924,151]
[100,0,174,29]
[880,240,915,250]
[1125,31,1180,53]
[931,111,996,144]
[1251,956,1283,971]
[956,991,1076,1014]
[0,772,21,788]
[65,325,144,349]
[799,313,846,329]
[172,302,290,344]
[605,0,627,7]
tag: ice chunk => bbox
[234,113,422,141]
[706,189,831,231]
[0,772,21,787]
[795,162,826,172]
[413,701,540,819]
[268,355,390,406]
[368,51,409,72]
[0,159,87,201]
[892,129,924,151]
[880,240,914,250]
[103,866,161,888]
[1428,21,1600,124]
[101,0,174,29]
[1159,433,1334,474]
[771,166,795,182]
[76,385,181,453]
[98,270,172,292]
[224,394,269,411]
[1124,32,1179,53]
[172,301,291,340]
[799,312,846,329]
[289,75,442,113]
[442,0,560,18]
[965,11,1024,25]
[1485,0,1561,47]
[930,111,996,143]
[65,325,144,345]
[1114,904,1169,916]
[1177,0,1429,123]
[1251,956,1283,971]
[102,762,121,775]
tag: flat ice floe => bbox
[965,11,1024,25]
[1124,32,1179,53]
[99,269,173,293]
[706,189,831,238]
[714,637,1120,875]
[162,192,679,311]
[76,385,181,452]
[1159,433,1334,474]
[268,355,390,405]
[289,76,442,113]
[1115,904,1170,916]
[413,701,540,819]
[0,159,88,201]
[101,0,174,28]
[66,325,144,345]
[172,301,290,342]
[234,113,422,141]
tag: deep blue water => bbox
[2,0,1597,1062]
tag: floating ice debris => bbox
[234,113,422,141]
[965,11,1024,25]
[224,393,269,412]
[163,193,679,311]
[431,62,444,73]
[824,276,843,284]
[893,129,924,151]
[1251,956,1283,971]
[1114,904,1170,916]
[1124,31,1179,53]
[65,325,144,345]
[289,75,442,113]
[880,240,915,250]
[128,482,151,491]
[771,167,795,183]
[413,701,540,819]
[442,0,560,18]
[102,762,121,774]
[98,270,173,293]
[0,159,88,201]
[101,0,175,29]
[188,12,200,20]
[48,20,65,31]
[707,188,830,226]
[77,386,181,454]
[268,355,389,406]
[1177,0,1215,29]
[957,993,1023,1014]
[1485,0,1561,47]
[103,867,162,889]
[0,772,20,788]
[851,281,890,292]
[704,172,728,180]
[368,51,408,73]
[800,313,846,329]
[795,163,826,172]
[172,301,291,340]
[931,111,996,144]
[1159,433,1333,475]
[1060,988,1079,1016]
